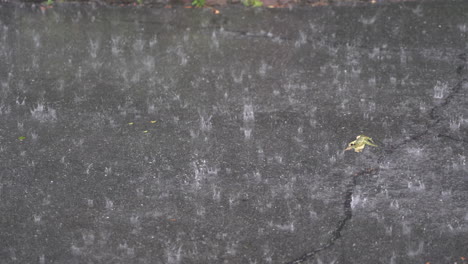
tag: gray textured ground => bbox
[0,1,467,263]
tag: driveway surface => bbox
[0,1,467,263]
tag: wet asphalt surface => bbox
[0,1,467,263]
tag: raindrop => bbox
[149,35,158,48]
[89,39,99,58]
[243,103,255,122]
[133,39,145,52]
[294,31,307,48]
[105,198,114,210]
[433,81,447,99]
[33,214,41,223]
[111,35,122,56]
[211,31,219,49]
[407,241,424,256]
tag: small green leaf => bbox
[252,0,263,7]
[192,0,205,7]
[242,0,263,7]
[18,136,26,141]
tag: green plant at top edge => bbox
[45,0,53,5]
[192,0,205,7]
[242,0,263,7]
[137,0,143,4]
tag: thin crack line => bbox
[285,168,379,264]
[376,77,467,163]
[285,52,467,264]
[221,29,294,42]
[437,133,468,144]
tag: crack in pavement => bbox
[286,168,379,264]
[285,52,467,264]
[221,29,294,42]
[437,133,468,144]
